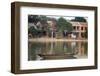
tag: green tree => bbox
[28,26,38,36]
[71,17,87,22]
[57,17,73,32]
[39,15,48,21]
[28,15,40,24]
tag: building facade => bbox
[70,21,88,39]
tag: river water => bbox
[28,41,88,61]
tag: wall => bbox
[0,0,100,76]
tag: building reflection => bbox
[28,41,88,60]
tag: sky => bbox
[46,15,88,21]
[47,15,75,20]
[28,14,88,21]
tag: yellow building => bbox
[70,21,88,39]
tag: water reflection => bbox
[28,41,88,61]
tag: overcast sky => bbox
[28,15,88,21]
[47,16,75,20]
[46,15,88,21]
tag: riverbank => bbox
[28,38,88,42]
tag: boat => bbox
[38,53,76,60]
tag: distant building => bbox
[70,21,88,39]
[47,20,56,31]
[47,19,57,38]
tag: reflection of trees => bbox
[65,42,76,54]
[28,42,88,60]
[28,42,37,60]
[76,42,88,56]
[28,42,45,60]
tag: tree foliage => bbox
[28,15,40,25]
[71,17,87,22]
[28,26,38,36]
[57,17,73,32]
